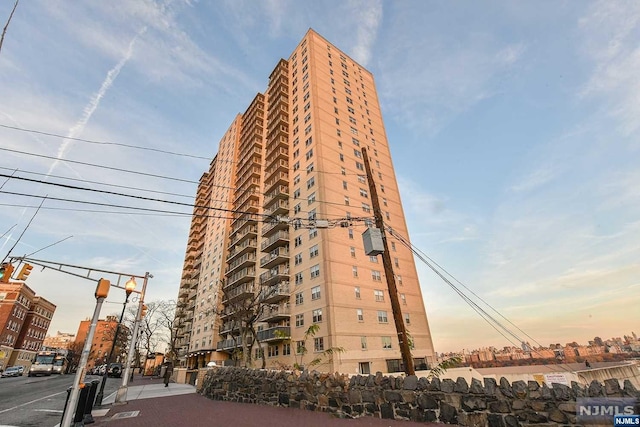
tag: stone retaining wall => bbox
[199,367,639,426]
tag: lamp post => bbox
[94,277,136,406]
[116,272,151,404]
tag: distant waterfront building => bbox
[43,331,76,350]
[173,29,436,374]
[0,282,55,370]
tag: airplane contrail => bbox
[46,26,148,178]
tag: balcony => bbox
[216,336,253,352]
[226,252,256,275]
[257,326,291,343]
[223,281,256,304]
[259,264,290,286]
[219,321,242,336]
[258,304,290,322]
[259,281,290,304]
[227,239,257,262]
[264,200,289,219]
[259,247,289,269]
[228,225,258,247]
[260,230,289,252]
[264,185,288,207]
[226,267,256,288]
[264,158,288,178]
[264,171,289,194]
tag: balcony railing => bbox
[256,326,290,342]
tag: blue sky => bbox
[0,1,637,353]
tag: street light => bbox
[94,277,136,406]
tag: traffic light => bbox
[95,278,111,299]
[16,263,33,281]
[0,263,14,283]
[140,304,148,318]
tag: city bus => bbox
[29,350,66,376]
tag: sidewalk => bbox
[93,375,437,427]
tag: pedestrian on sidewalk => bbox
[163,362,173,387]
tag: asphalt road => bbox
[0,373,121,427]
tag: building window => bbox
[295,314,304,327]
[343,181,348,190]
[311,285,321,300]
[283,343,291,355]
[394,258,399,267]
[354,286,361,299]
[268,345,279,357]
[295,272,303,285]
[310,264,320,278]
[350,247,356,257]
[377,310,388,323]
[405,313,411,325]
[294,236,303,247]
[294,253,303,265]
[295,292,304,305]
[356,309,364,321]
[352,266,358,277]
[369,255,378,263]
[296,341,305,354]
[360,338,368,351]
[400,293,406,304]
[308,192,316,204]
[382,336,392,349]
[314,337,324,352]
[372,271,382,282]
[306,177,315,189]
[374,289,384,301]
[312,309,323,323]
[309,244,319,258]
[348,228,354,239]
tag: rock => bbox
[348,389,362,404]
[455,377,470,393]
[604,378,621,395]
[461,396,487,412]
[623,380,639,397]
[512,381,528,399]
[384,390,402,403]
[487,413,505,427]
[540,383,552,399]
[417,393,439,409]
[403,375,418,390]
[511,400,526,410]
[588,380,604,397]
[548,408,567,423]
[571,381,586,398]
[552,383,572,401]
[499,377,514,398]
[428,377,441,391]
[489,400,511,413]
[470,378,484,394]
[558,402,575,413]
[484,378,498,396]
[417,377,429,390]
[380,402,394,419]
[504,414,520,427]
[440,402,458,424]
[530,401,546,412]
[401,391,416,404]
[441,378,455,393]
[527,380,539,391]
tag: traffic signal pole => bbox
[361,147,415,376]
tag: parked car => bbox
[1,366,23,377]
[107,363,123,378]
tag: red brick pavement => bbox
[95,392,440,427]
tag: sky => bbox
[0,0,638,354]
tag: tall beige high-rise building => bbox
[173,29,435,374]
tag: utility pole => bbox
[361,147,415,376]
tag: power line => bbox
[0,166,194,199]
[0,147,200,184]
[0,202,192,217]
[0,123,212,160]
[387,227,576,373]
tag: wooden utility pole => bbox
[361,147,415,375]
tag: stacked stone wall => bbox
[199,367,639,426]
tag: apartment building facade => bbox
[74,315,129,370]
[0,282,56,370]
[174,29,436,374]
